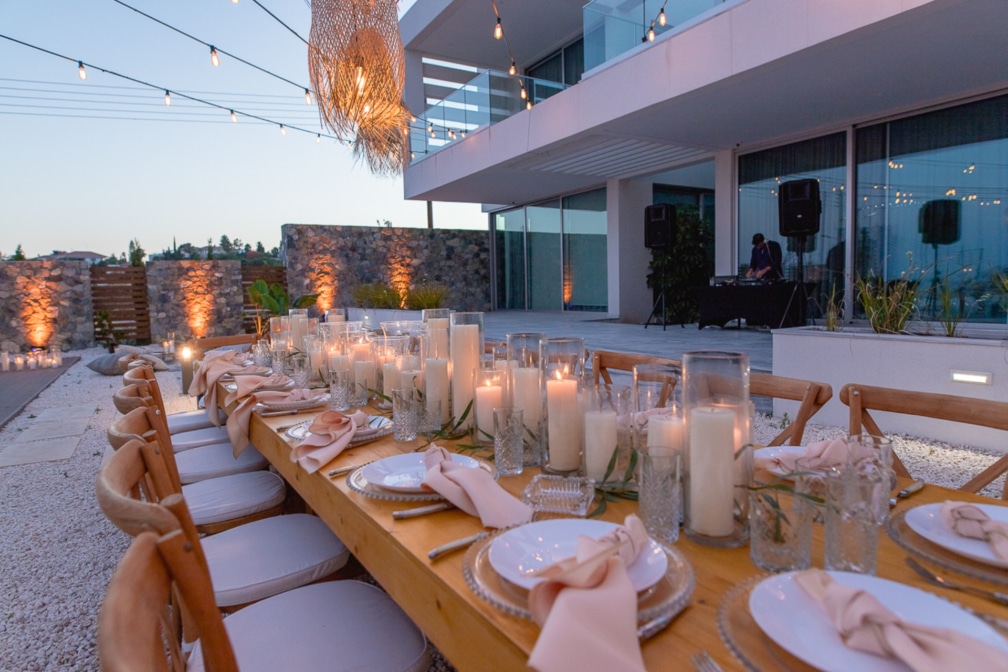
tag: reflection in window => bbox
[563,189,608,311]
[856,95,1008,325]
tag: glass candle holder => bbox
[348,333,375,405]
[473,368,506,445]
[540,337,586,475]
[506,332,545,467]
[582,384,633,482]
[1,350,9,372]
[632,362,683,451]
[374,335,410,408]
[449,312,484,430]
[682,350,752,548]
[422,330,451,426]
[325,307,347,323]
[289,308,309,352]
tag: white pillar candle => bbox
[546,376,581,472]
[350,342,371,362]
[511,367,542,429]
[427,323,449,359]
[450,324,480,427]
[474,381,503,439]
[14,355,25,371]
[290,315,308,352]
[382,361,399,398]
[308,345,325,378]
[583,409,618,480]
[328,354,350,372]
[0,354,8,372]
[647,414,684,456]
[354,360,375,392]
[688,406,736,537]
[424,357,450,424]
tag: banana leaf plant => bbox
[247,278,318,336]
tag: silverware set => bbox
[690,650,724,672]
[905,556,1008,606]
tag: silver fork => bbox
[905,556,1008,606]
[690,650,724,672]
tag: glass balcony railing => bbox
[409,70,566,163]
[583,0,727,71]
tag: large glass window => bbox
[562,189,608,311]
[738,133,847,313]
[526,201,563,310]
[855,95,1008,324]
[493,209,527,310]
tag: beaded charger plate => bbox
[345,456,496,503]
[462,528,694,623]
[285,416,393,449]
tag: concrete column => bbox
[713,149,736,276]
[607,177,654,324]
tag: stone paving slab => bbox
[34,404,99,422]
[0,435,79,467]
[10,416,92,443]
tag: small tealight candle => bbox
[647,413,684,457]
[14,354,26,370]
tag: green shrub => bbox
[353,282,402,309]
[405,282,448,310]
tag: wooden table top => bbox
[235,397,1008,671]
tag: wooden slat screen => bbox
[240,266,287,334]
[90,265,151,344]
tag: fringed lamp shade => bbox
[309,0,411,175]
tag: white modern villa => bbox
[399,0,1007,326]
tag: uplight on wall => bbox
[950,370,992,385]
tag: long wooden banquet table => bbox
[233,396,1008,671]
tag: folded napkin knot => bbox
[754,437,875,473]
[795,568,1008,672]
[224,389,326,457]
[421,444,532,529]
[289,409,368,474]
[940,501,1008,560]
[527,515,649,672]
[223,372,291,406]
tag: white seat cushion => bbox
[166,409,225,434]
[181,471,286,526]
[201,514,350,607]
[174,443,267,484]
[169,425,231,452]
[190,581,430,672]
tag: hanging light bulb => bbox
[304,89,312,105]
[230,109,237,123]
[659,9,666,26]
[316,133,321,144]
[460,130,466,138]
[231,0,239,4]
[210,47,220,67]
[77,61,87,80]
[164,90,171,106]
[494,18,503,40]
[520,86,526,100]
[648,27,655,41]
[526,99,532,110]
[279,124,286,136]
[509,61,517,76]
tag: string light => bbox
[520,86,526,100]
[77,60,86,80]
[231,0,239,3]
[210,46,220,67]
[525,99,532,110]
[647,28,655,41]
[644,1,669,43]
[494,18,503,40]
[164,90,171,106]
[316,133,321,144]
[509,61,516,76]
[230,109,237,123]
[304,88,312,105]
[279,124,286,135]
[659,9,666,26]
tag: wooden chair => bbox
[841,383,1008,497]
[96,437,350,611]
[99,528,431,672]
[591,349,679,388]
[192,334,257,360]
[122,364,224,433]
[113,381,233,452]
[106,406,283,534]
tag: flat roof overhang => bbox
[402,0,1008,206]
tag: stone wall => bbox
[282,224,491,313]
[147,260,245,340]
[0,261,93,351]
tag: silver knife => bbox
[637,610,678,641]
[393,502,454,519]
[428,532,488,561]
[889,480,925,507]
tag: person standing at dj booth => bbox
[746,233,783,281]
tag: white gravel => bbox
[0,348,1003,671]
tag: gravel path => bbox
[0,348,1003,671]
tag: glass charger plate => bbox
[887,509,1008,587]
[462,529,694,623]
[285,416,393,448]
[258,395,329,412]
[345,457,495,503]
[224,379,293,393]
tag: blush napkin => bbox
[225,389,326,456]
[940,501,1008,561]
[187,350,246,427]
[527,515,649,672]
[421,444,532,529]
[754,437,873,473]
[795,569,1008,672]
[289,409,370,474]
[223,372,292,407]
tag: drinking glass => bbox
[392,389,419,442]
[328,367,351,412]
[638,448,681,543]
[289,353,310,389]
[493,408,524,476]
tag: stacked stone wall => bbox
[0,261,93,351]
[147,260,244,340]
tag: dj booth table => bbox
[696,281,811,329]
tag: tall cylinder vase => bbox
[540,337,585,475]
[449,312,484,430]
[506,332,545,466]
[682,351,753,547]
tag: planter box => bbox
[772,326,1008,453]
[346,308,423,330]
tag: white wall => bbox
[608,178,655,323]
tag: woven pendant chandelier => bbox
[309,0,410,175]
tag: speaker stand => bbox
[779,236,809,328]
[645,256,669,330]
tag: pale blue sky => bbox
[0,0,481,259]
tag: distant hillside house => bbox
[36,250,107,265]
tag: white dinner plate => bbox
[905,502,1008,569]
[749,570,1008,672]
[259,394,329,412]
[487,519,668,593]
[753,445,806,476]
[361,452,481,494]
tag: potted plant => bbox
[247,278,318,337]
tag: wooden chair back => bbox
[122,365,171,418]
[750,372,832,447]
[841,383,1008,497]
[107,406,183,494]
[98,529,238,672]
[591,350,679,387]
[112,383,154,416]
[95,437,180,538]
[193,334,256,360]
